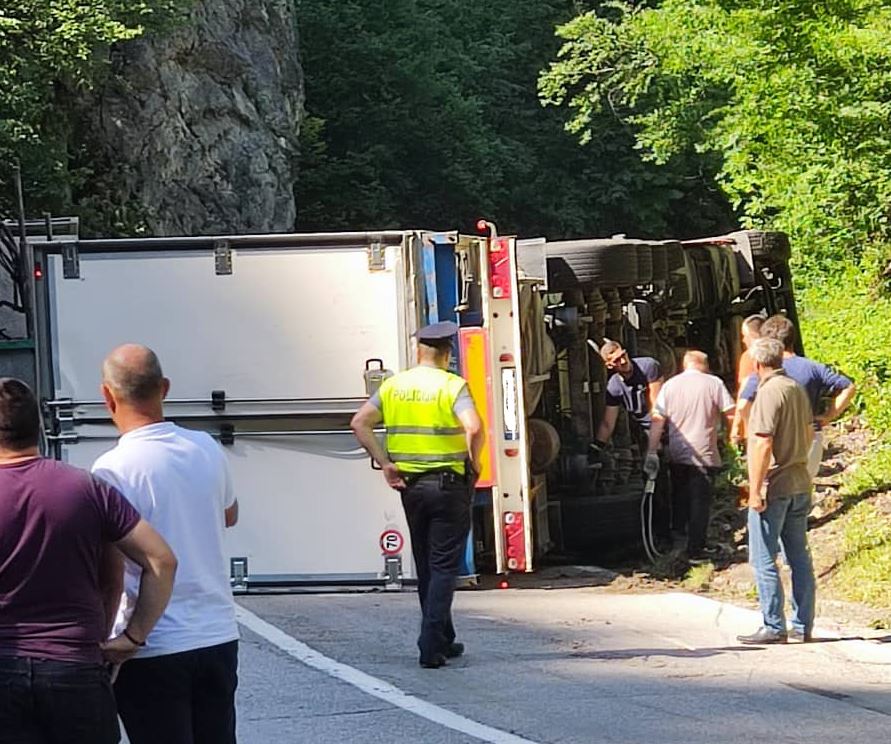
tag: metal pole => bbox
[13,163,42,406]
[13,164,31,336]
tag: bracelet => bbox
[122,628,146,647]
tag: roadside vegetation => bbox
[0,1,188,214]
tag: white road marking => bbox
[236,605,542,744]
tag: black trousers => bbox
[401,472,472,663]
[114,640,238,744]
[0,656,119,744]
[669,464,717,557]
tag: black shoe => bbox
[788,628,813,643]
[443,642,464,659]
[419,654,447,669]
[737,628,788,645]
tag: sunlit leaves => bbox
[0,1,189,214]
[540,0,891,274]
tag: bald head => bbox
[102,344,166,404]
[683,350,709,371]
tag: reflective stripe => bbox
[390,452,468,463]
[380,367,469,475]
[387,425,464,435]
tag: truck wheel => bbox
[635,242,654,284]
[650,242,668,283]
[667,254,696,309]
[663,241,685,273]
[528,418,561,475]
[546,239,639,288]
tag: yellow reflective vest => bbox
[379,365,468,475]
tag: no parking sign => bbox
[379,529,404,556]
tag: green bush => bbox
[0,1,189,215]
[830,501,891,620]
[799,262,891,435]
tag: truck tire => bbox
[546,257,583,291]
[546,239,639,288]
[668,254,695,308]
[663,241,685,272]
[650,242,668,283]
[528,418,561,475]
[634,242,653,284]
[684,246,719,315]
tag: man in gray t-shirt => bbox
[645,351,735,560]
[738,337,815,645]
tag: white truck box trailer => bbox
[30,229,538,589]
[33,232,428,588]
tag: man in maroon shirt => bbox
[0,378,177,744]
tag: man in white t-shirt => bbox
[645,350,735,562]
[92,344,239,744]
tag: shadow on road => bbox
[567,645,763,660]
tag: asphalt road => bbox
[229,587,891,744]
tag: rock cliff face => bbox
[85,0,302,236]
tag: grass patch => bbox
[799,266,891,620]
[831,433,891,621]
[838,442,891,500]
[682,563,715,592]
[829,502,891,626]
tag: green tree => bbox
[539,0,891,274]
[295,0,502,231]
[0,1,187,216]
[295,0,732,238]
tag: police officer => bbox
[351,321,484,669]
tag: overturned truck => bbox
[18,222,797,586]
[521,231,799,560]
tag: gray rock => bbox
[83,0,303,236]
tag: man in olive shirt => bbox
[738,338,816,645]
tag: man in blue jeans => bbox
[737,339,816,644]
[734,314,855,477]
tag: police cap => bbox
[415,321,459,346]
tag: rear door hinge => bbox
[215,240,233,275]
[62,243,80,279]
[367,241,385,271]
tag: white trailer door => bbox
[38,235,417,586]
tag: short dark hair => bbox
[599,340,623,362]
[419,339,453,356]
[761,314,796,351]
[0,378,40,449]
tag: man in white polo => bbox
[92,344,240,744]
[645,350,735,562]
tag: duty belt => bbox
[403,468,466,490]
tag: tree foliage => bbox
[294,0,732,238]
[0,1,187,215]
[539,0,891,275]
